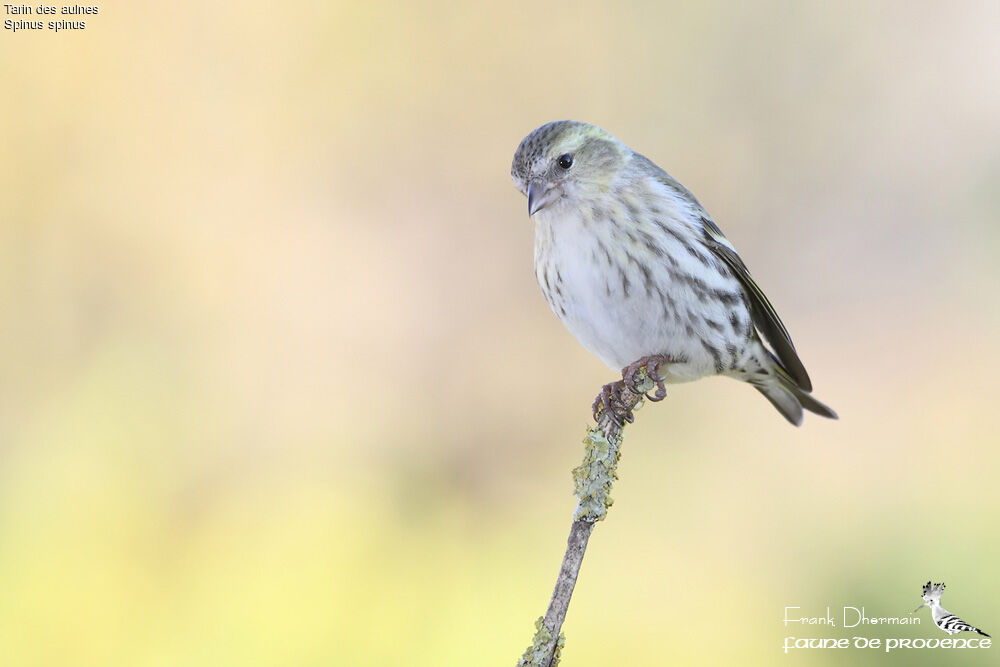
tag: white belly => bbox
[533,204,755,382]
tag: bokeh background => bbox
[2,1,999,665]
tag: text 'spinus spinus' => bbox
[511,120,836,426]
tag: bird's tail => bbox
[752,367,838,427]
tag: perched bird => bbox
[510,120,836,426]
[914,582,990,637]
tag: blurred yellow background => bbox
[2,2,999,665]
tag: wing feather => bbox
[638,156,813,392]
[701,220,812,391]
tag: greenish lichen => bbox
[571,425,623,521]
[572,366,658,521]
[516,616,565,667]
[515,363,658,666]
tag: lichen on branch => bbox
[514,361,658,667]
[572,425,624,522]
[516,616,565,667]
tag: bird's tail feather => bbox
[753,372,838,426]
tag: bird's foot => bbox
[622,354,669,402]
[592,355,670,428]
[592,380,634,427]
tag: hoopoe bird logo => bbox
[913,581,990,637]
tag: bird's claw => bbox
[622,355,669,402]
[592,380,631,427]
[593,355,670,427]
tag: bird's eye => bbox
[557,154,573,170]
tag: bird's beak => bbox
[527,180,558,216]
[912,603,926,613]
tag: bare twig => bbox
[517,366,657,667]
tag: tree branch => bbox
[517,366,657,666]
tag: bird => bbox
[510,120,836,426]
[913,581,990,637]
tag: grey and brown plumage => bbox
[914,581,991,637]
[510,120,836,425]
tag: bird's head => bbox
[511,120,629,216]
[914,581,946,612]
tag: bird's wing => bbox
[941,614,990,636]
[638,155,813,391]
[700,217,812,392]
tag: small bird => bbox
[510,120,836,426]
[913,581,991,637]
